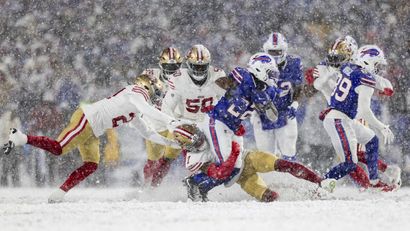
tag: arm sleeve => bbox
[129,92,174,125]
[313,66,328,91]
[206,141,241,180]
[374,75,394,96]
[130,116,179,148]
[355,85,385,130]
[161,87,181,117]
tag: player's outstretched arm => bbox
[161,87,181,118]
[130,115,179,148]
[129,93,175,125]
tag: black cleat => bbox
[3,141,15,155]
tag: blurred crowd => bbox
[0,0,409,187]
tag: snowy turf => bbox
[1,180,409,231]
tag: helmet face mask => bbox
[161,63,182,75]
[188,63,210,78]
[355,45,387,75]
[159,47,183,77]
[327,39,353,67]
[263,32,288,65]
[247,52,279,87]
[173,124,207,152]
[134,74,164,105]
[186,44,211,84]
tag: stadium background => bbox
[0,0,409,188]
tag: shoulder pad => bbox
[286,54,301,63]
[230,67,248,84]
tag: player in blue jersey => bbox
[321,45,396,191]
[251,32,303,161]
[181,52,282,199]
[304,37,401,190]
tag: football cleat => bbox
[183,176,201,202]
[48,188,67,203]
[320,178,337,193]
[370,180,397,192]
[385,165,402,189]
[182,176,209,202]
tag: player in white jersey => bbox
[305,38,398,190]
[171,124,335,202]
[139,47,185,186]
[3,74,180,202]
[147,44,227,186]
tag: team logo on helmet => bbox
[360,48,380,57]
[251,55,272,64]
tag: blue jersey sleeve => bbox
[229,67,247,84]
[359,72,377,88]
[280,55,303,85]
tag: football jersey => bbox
[313,61,341,104]
[329,63,376,119]
[258,55,303,129]
[81,85,172,137]
[211,67,277,132]
[161,66,226,122]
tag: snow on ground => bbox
[1,172,410,231]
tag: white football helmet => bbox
[247,52,279,86]
[344,35,358,61]
[355,45,387,75]
[186,44,211,84]
[262,32,288,65]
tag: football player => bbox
[319,44,396,191]
[251,32,303,161]
[173,124,336,202]
[178,52,284,198]
[304,37,400,189]
[140,47,184,186]
[3,74,181,202]
[146,44,227,186]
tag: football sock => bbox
[60,162,98,192]
[275,159,322,184]
[27,135,62,155]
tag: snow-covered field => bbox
[1,173,409,231]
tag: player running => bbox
[251,32,303,161]
[304,37,400,190]
[319,44,396,191]
[3,74,181,202]
[177,52,291,200]
[145,44,227,186]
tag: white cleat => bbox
[320,178,337,193]
[8,128,28,146]
[48,188,67,203]
[3,128,28,155]
[385,165,402,189]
